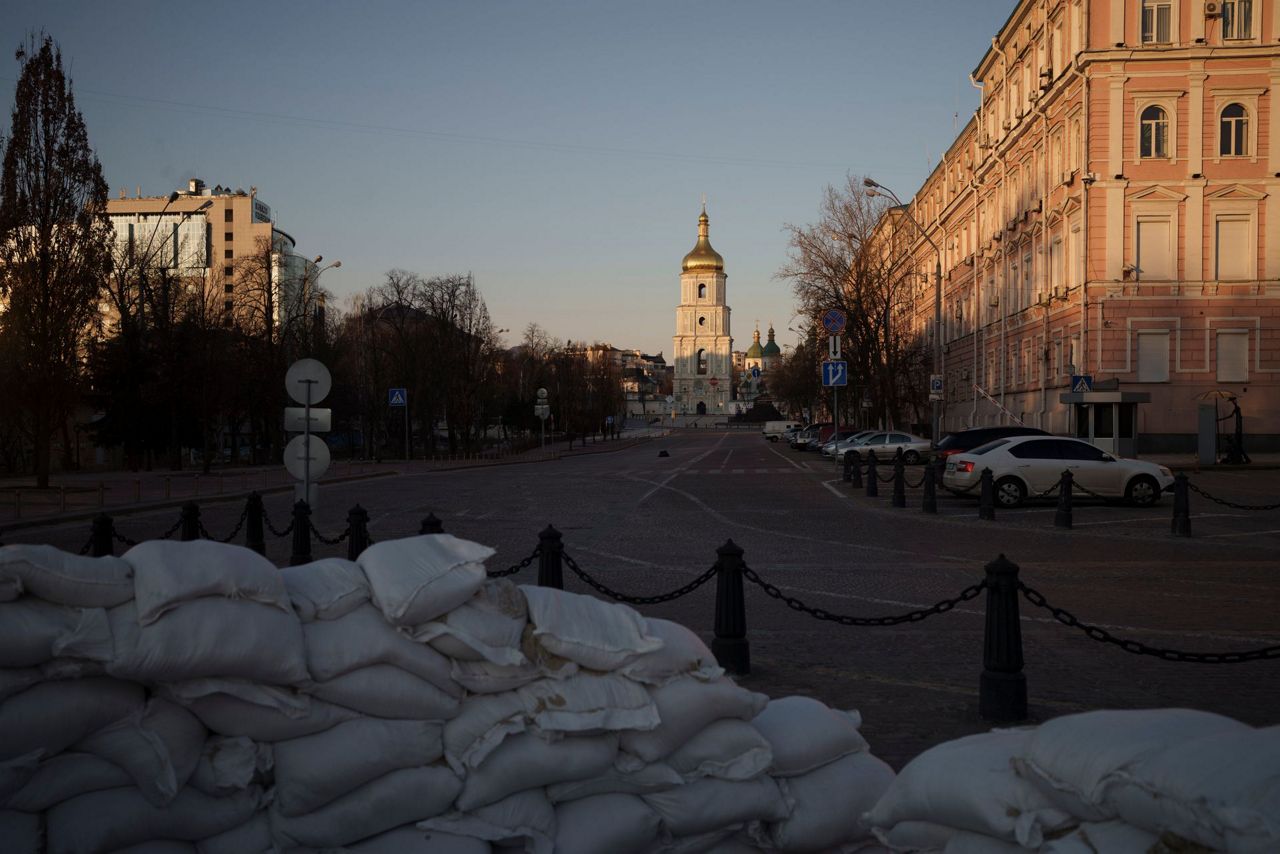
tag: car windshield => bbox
[967,439,1010,455]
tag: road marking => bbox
[821,480,848,499]
[636,433,728,505]
[767,445,808,471]
[1071,512,1245,527]
[720,450,732,469]
[1202,528,1280,539]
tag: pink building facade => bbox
[896,0,1280,451]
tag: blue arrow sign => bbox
[388,387,407,407]
[821,360,848,387]
[750,366,761,379]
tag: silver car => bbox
[843,431,933,464]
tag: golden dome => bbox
[681,207,724,273]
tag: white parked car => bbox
[942,435,1174,507]
[843,431,933,464]
[821,430,878,458]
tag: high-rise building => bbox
[672,205,733,416]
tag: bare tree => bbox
[0,34,113,486]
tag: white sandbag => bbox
[126,540,290,625]
[665,720,772,782]
[112,842,197,854]
[520,584,662,671]
[344,825,492,852]
[308,664,460,720]
[457,733,618,811]
[302,603,459,694]
[189,736,271,797]
[419,788,555,854]
[1012,707,1248,820]
[195,810,272,854]
[109,598,309,685]
[862,729,1074,849]
[358,534,494,626]
[0,748,41,804]
[451,656,579,695]
[1039,820,1160,854]
[47,785,261,854]
[1,809,43,854]
[0,668,41,702]
[940,830,1028,853]
[280,557,370,622]
[0,544,134,607]
[555,793,661,854]
[547,760,685,803]
[274,718,444,817]
[0,599,114,667]
[1107,724,1280,853]
[269,764,461,848]
[411,579,527,666]
[5,752,131,812]
[641,775,790,838]
[649,827,743,853]
[619,618,723,686]
[443,690,528,774]
[871,819,956,851]
[76,697,206,807]
[40,657,108,680]
[751,696,869,778]
[164,683,360,742]
[760,751,895,852]
[620,676,768,764]
[0,676,144,761]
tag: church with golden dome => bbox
[672,204,733,416]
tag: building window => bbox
[1216,332,1249,382]
[224,248,234,259]
[1137,331,1170,382]
[224,208,233,223]
[224,283,234,294]
[698,316,706,327]
[224,231,233,242]
[1141,1,1171,43]
[696,349,707,375]
[1214,216,1252,280]
[1222,0,1252,39]
[697,283,706,299]
[1139,106,1169,158]
[224,265,234,277]
[1136,217,1173,281]
[1219,104,1248,156]
[223,299,234,313]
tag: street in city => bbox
[6,428,1277,768]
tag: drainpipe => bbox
[969,78,985,428]
[1078,0,1091,386]
[992,36,1012,422]
[1038,0,1052,429]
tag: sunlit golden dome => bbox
[681,205,724,273]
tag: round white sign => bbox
[283,434,331,481]
[285,359,332,406]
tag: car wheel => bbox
[994,476,1026,508]
[903,450,920,465]
[1126,475,1160,507]
[768,436,777,442]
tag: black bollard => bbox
[1171,473,1191,537]
[891,454,906,508]
[347,504,370,560]
[180,502,201,541]
[420,513,445,535]
[1054,470,1073,529]
[711,539,750,675]
[979,554,1027,722]
[91,514,114,557]
[245,493,265,555]
[537,525,564,589]
[848,451,863,488]
[922,463,938,514]
[978,468,996,521]
[865,451,879,498]
[842,450,853,483]
[289,501,312,567]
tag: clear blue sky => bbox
[2,1,1012,358]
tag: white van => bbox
[762,421,802,442]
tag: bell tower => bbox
[672,203,732,416]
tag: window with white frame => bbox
[1141,0,1171,43]
[1216,331,1249,382]
[1214,215,1253,280]
[1140,106,1169,158]
[1137,331,1170,382]
[1023,251,1034,309]
[1069,335,1080,374]
[1136,217,1174,281]
[1219,103,1249,156]
[1222,0,1253,39]
[1069,219,1083,288]
[1049,235,1064,293]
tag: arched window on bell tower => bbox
[696,349,708,374]
[698,283,706,299]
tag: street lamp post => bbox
[864,177,943,442]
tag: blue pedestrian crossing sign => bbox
[388,388,408,407]
[1070,375,1093,393]
[821,360,848,387]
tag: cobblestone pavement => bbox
[6,429,1278,769]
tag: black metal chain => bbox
[111,526,140,547]
[199,507,249,544]
[876,470,896,483]
[1032,481,1063,499]
[1186,481,1280,512]
[939,479,982,496]
[562,550,719,605]
[741,563,986,626]
[78,534,94,556]
[487,547,540,578]
[309,521,350,546]
[261,504,294,538]
[1020,583,1280,664]
[1069,480,1108,499]
[904,471,927,489]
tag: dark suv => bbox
[933,425,1049,459]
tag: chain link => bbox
[939,478,982,496]
[199,506,249,544]
[487,547,540,578]
[1019,583,1280,663]
[904,471,927,489]
[562,550,719,605]
[261,504,294,538]
[309,521,351,546]
[1187,481,1280,512]
[741,563,986,626]
[78,534,94,555]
